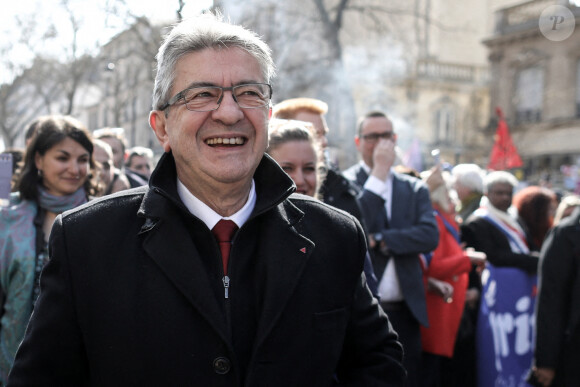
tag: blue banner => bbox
[476,264,537,387]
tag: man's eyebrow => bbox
[183,81,216,88]
[182,80,264,89]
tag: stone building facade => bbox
[484,0,580,189]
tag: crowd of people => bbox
[1,11,579,387]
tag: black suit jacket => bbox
[533,207,580,386]
[8,153,405,386]
[461,214,539,273]
[342,164,438,326]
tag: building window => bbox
[515,66,543,124]
[434,106,456,145]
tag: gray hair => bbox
[483,171,518,194]
[152,12,276,112]
[452,163,485,194]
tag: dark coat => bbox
[320,167,363,224]
[533,207,580,386]
[319,167,379,297]
[8,153,405,386]
[342,164,439,327]
[461,214,539,274]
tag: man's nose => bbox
[212,91,244,124]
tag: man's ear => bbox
[149,111,171,152]
[268,106,272,119]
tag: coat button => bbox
[213,357,231,374]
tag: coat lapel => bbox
[253,200,314,348]
[390,174,407,228]
[139,192,230,345]
[355,165,369,188]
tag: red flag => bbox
[487,107,523,171]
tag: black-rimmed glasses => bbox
[160,83,272,112]
[361,132,394,142]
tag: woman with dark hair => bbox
[0,115,98,381]
[513,186,558,251]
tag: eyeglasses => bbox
[361,132,394,142]
[160,83,272,112]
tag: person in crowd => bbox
[93,127,133,190]
[124,146,154,187]
[418,167,487,387]
[0,115,98,382]
[92,139,130,195]
[0,148,24,192]
[461,171,539,387]
[272,97,364,224]
[553,193,580,225]
[93,127,127,170]
[343,110,439,387]
[8,13,405,385]
[451,163,485,224]
[513,186,557,251]
[266,119,324,198]
[530,206,580,387]
[266,118,379,297]
[437,162,486,386]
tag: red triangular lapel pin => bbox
[299,247,306,253]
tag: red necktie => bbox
[212,219,238,275]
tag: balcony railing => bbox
[416,59,489,84]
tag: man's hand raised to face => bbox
[371,138,396,182]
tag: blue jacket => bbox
[0,194,37,381]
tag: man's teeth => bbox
[206,137,245,145]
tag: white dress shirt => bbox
[360,162,403,302]
[176,178,256,230]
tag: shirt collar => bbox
[360,160,371,175]
[176,178,256,230]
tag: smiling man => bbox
[8,13,404,386]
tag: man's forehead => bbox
[94,146,112,160]
[489,183,513,192]
[174,48,264,86]
[362,117,393,132]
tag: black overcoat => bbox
[533,207,580,386]
[8,153,404,386]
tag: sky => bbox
[0,0,213,83]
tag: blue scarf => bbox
[37,186,87,213]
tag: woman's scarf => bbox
[37,186,87,213]
[473,200,529,254]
